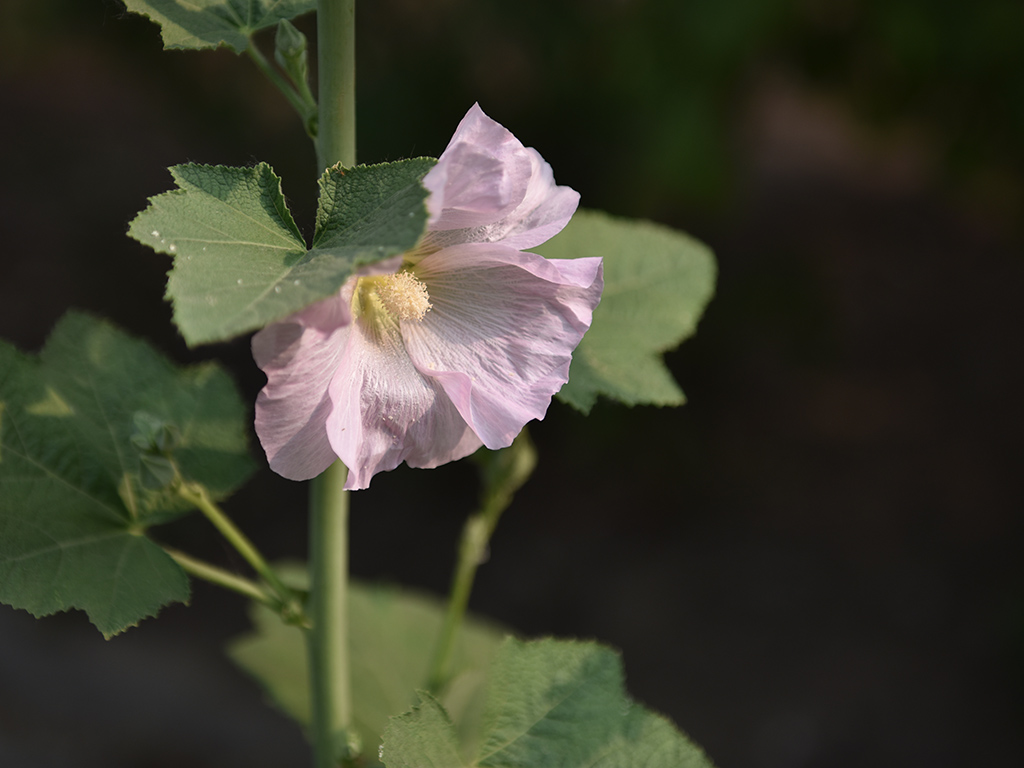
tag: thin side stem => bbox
[164,546,274,606]
[426,496,509,693]
[247,42,317,138]
[306,459,352,767]
[426,434,536,692]
[316,0,356,170]
[177,483,297,609]
[426,514,489,692]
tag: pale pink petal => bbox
[325,320,482,490]
[453,148,579,250]
[423,104,533,231]
[254,108,601,490]
[402,243,603,449]
[252,257,404,481]
[252,292,353,481]
[422,110,578,251]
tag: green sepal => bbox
[274,18,309,89]
[128,159,436,346]
[0,312,255,636]
[119,0,317,52]
[535,209,717,412]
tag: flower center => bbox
[376,271,432,321]
[354,270,432,328]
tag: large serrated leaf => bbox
[0,312,255,636]
[381,638,716,768]
[229,579,506,764]
[120,0,317,52]
[535,209,717,413]
[129,159,435,346]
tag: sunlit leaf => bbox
[128,160,434,346]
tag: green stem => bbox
[316,0,356,170]
[306,460,352,767]
[427,490,514,693]
[427,434,537,692]
[177,483,297,610]
[306,5,356,764]
[426,511,494,693]
[164,546,275,606]
[247,42,317,138]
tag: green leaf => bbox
[128,159,436,346]
[0,312,255,636]
[382,694,463,768]
[120,0,317,52]
[228,579,507,764]
[381,638,716,768]
[535,209,717,413]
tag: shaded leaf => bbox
[381,638,716,768]
[535,209,716,412]
[120,0,316,52]
[228,579,506,763]
[0,312,254,636]
[129,160,435,346]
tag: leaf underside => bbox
[536,209,717,413]
[120,0,317,52]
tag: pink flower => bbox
[253,104,603,490]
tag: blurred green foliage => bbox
[5,0,1019,226]
[357,0,1024,225]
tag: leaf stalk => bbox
[177,482,300,615]
[247,40,318,139]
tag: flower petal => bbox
[252,257,405,482]
[482,147,580,250]
[252,292,353,481]
[325,320,482,490]
[423,104,533,232]
[402,243,603,449]
[423,106,579,251]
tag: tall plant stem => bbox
[307,460,352,767]
[308,4,355,765]
[316,0,356,171]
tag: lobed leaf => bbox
[381,638,716,768]
[535,209,717,413]
[0,312,255,636]
[129,159,435,346]
[120,0,317,52]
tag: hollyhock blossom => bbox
[253,104,603,490]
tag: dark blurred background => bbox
[1,1,1022,766]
